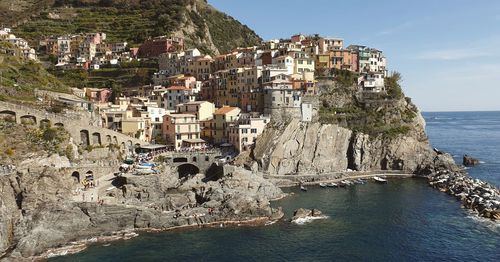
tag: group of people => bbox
[82,176,97,190]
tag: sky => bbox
[209,0,500,112]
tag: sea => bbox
[51,111,500,262]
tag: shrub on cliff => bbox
[385,71,404,99]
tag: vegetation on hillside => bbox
[4,0,261,54]
[0,118,71,162]
[201,7,261,53]
[0,42,70,102]
[318,72,417,139]
[49,65,156,89]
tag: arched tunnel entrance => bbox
[178,164,200,179]
[71,171,80,183]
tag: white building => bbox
[358,72,385,92]
[271,55,294,75]
[164,86,197,111]
[147,106,167,139]
[228,114,271,152]
[262,65,290,83]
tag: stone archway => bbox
[0,110,16,122]
[20,115,36,125]
[80,130,90,146]
[71,171,80,183]
[54,122,64,128]
[40,119,51,129]
[178,164,200,179]
[113,136,118,144]
[192,156,197,162]
[92,132,101,145]
[105,135,112,145]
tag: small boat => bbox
[339,180,351,187]
[373,176,388,183]
[319,183,327,188]
[354,179,365,184]
[327,183,338,188]
[300,185,308,191]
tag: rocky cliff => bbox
[0,164,284,260]
[252,79,456,176]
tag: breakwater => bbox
[429,170,500,221]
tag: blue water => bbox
[424,111,500,187]
[51,112,500,262]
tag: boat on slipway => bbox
[373,176,388,183]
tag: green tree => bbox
[385,71,404,99]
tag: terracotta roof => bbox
[214,106,239,115]
[166,86,190,91]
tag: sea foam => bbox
[292,215,329,225]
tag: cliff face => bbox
[0,165,283,259]
[254,117,438,176]
[252,80,455,176]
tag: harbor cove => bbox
[0,1,499,261]
[49,112,500,261]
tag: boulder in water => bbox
[463,155,480,167]
[291,208,327,224]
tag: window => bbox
[176,134,181,140]
[242,129,248,134]
[251,128,257,134]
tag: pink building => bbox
[85,88,112,103]
[162,113,202,150]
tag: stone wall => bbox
[0,101,146,149]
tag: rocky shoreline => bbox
[428,170,500,221]
[34,215,281,261]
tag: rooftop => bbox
[167,86,191,91]
[166,113,197,118]
[214,106,239,115]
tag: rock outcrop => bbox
[0,165,284,260]
[291,208,323,221]
[290,208,327,225]
[429,170,499,221]
[463,155,480,167]
[253,117,450,176]
[254,120,352,175]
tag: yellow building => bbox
[211,106,241,144]
[176,101,216,121]
[121,115,152,142]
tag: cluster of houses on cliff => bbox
[78,34,388,152]
[1,30,390,152]
[0,28,37,60]
[38,32,134,69]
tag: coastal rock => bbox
[463,155,480,167]
[254,117,442,175]
[0,163,285,259]
[428,171,500,221]
[254,120,352,175]
[291,208,324,220]
[292,208,313,219]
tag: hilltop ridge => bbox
[0,0,261,54]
